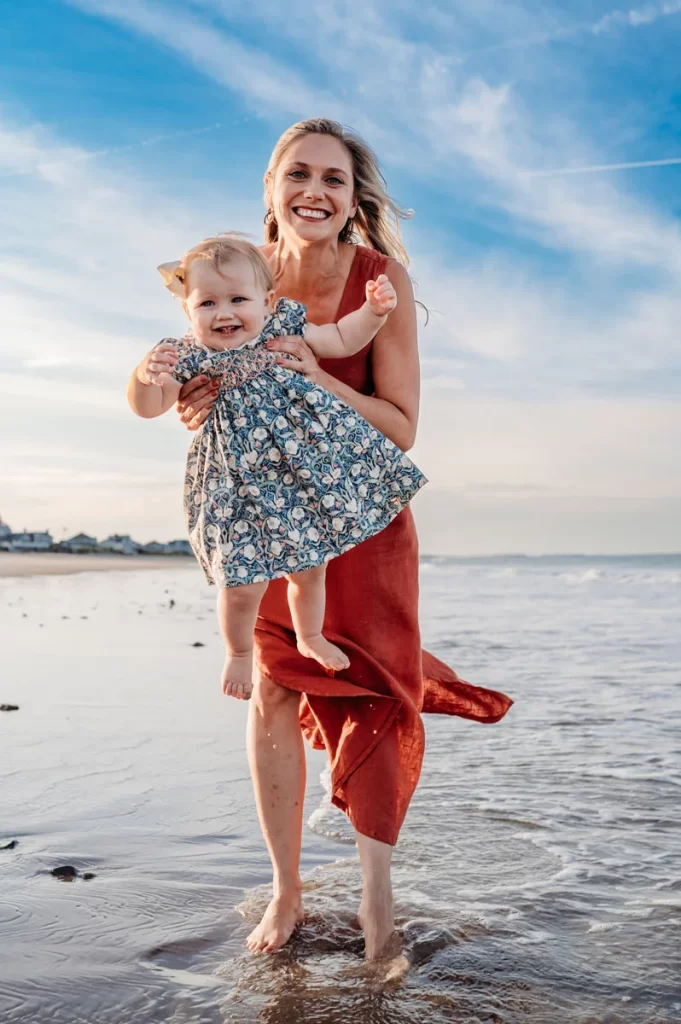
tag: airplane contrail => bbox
[524,156,681,178]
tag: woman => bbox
[176,118,512,960]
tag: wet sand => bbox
[0,552,199,578]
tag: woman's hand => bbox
[266,335,322,382]
[176,374,221,430]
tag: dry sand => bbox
[0,552,199,578]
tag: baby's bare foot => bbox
[221,650,253,700]
[297,634,350,672]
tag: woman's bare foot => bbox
[246,892,304,953]
[221,650,254,700]
[358,883,395,960]
[297,634,350,672]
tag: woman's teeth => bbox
[294,208,330,220]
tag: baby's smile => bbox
[213,323,243,336]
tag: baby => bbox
[129,235,426,698]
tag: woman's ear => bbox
[350,196,359,219]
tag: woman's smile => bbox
[292,206,332,221]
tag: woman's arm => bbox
[270,261,420,451]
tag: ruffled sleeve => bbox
[260,297,308,342]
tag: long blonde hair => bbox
[263,118,412,266]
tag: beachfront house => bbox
[61,533,99,552]
[11,531,54,551]
[166,539,193,556]
[98,534,138,556]
[0,518,11,541]
[0,517,12,551]
[139,541,168,555]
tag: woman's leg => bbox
[245,672,307,952]
[217,582,268,699]
[286,564,350,672]
[356,831,396,960]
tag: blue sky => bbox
[1,0,680,553]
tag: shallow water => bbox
[1,556,680,1023]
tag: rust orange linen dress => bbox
[254,246,513,846]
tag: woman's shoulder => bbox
[353,244,391,270]
[350,245,409,290]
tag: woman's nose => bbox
[303,178,324,199]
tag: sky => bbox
[1,0,680,554]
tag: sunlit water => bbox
[1,555,679,1023]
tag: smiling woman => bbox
[168,117,513,964]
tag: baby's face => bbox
[184,257,273,350]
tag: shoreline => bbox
[0,552,199,578]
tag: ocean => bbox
[1,554,679,1023]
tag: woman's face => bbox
[271,134,358,245]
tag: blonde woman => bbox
[175,119,512,960]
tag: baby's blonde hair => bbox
[180,233,274,294]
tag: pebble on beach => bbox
[0,704,19,712]
[49,865,96,881]
[1,840,18,850]
[191,642,205,647]
[51,865,79,880]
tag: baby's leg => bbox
[217,581,268,700]
[286,565,350,673]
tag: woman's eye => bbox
[288,170,306,179]
[326,176,344,186]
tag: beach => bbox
[0,552,199,578]
[2,555,680,1023]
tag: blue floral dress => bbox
[163,298,427,587]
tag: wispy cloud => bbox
[0,117,252,182]
[454,1,681,62]
[67,0,380,136]
[592,0,681,34]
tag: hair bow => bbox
[157,260,185,298]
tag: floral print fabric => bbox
[163,298,427,587]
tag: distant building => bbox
[166,539,193,556]
[98,534,138,556]
[11,531,53,551]
[0,517,11,540]
[139,541,168,555]
[60,533,99,552]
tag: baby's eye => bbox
[199,299,215,307]
[232,296,247,304]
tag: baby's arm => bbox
[127,342,182,418]
[304,274,397,359]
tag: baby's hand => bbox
[366,274,397,317]
[136,343,178,387]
